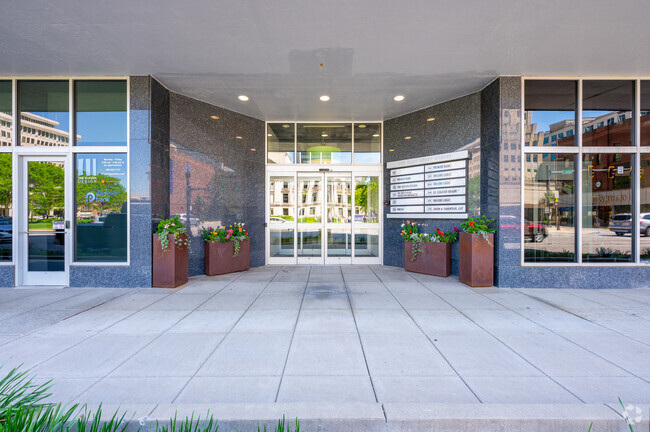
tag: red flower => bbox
[409,230,412,233]
[454,227,459,232]
[469,221,474,226]
[440,232,445,237]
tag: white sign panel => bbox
[388,150,469,219]
[390,189,425,198]
[392,173,425,183]
[391,166,424,176]
[425,187,466,196]
[391,206,424,213]
[425,196,465,205]
[390,182,424,191]
[391,197,425,206]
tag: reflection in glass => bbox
[75,80,127,146]
[582,153,632,262]
[269,176,295,221]
[354,227,379,257]
[27,161,65,271]
[523,154,575,262]
[0,81,11,147]
[354,176,379,223]
[582,80,633,147]
[354,124,381,164]
[327,176,351,222]
[270,228,294,258]
[75,153,128,262]
[641,81,650,147]
[639,154,650,261]
[0,154,12,260]
[297,228,321,257]
[267,123,295,164]
[298,176,321,223]
[328,228,351,257]
[297,123,351,164]
[524,80,576,147]
[19,80,73,147]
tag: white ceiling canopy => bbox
[1,0,650,120]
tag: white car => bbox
[177,214,200,224]
[269,217,287,223]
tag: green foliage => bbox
[434,227,459,244]
[460,215,496,234]
[75,405,129,432]
[202,222,249,257]
[156,216,188,252]
[76,173,127,217]
[0,366,53,420]
[28,161,64,220]
[0,154,11,212]
[155,412,218,432]
[354,179,379,222]
[257,416,299,432]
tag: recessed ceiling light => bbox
[210,115,220,120]
[389,149,395,152]
[268,133,272,137]
[427,117,435,122]
[358,124,366,128]
[321,133,328,137]
[393,95,405,102]
[238,95,249,101]
[372,134,380,137]
[282,124,290,128]
[405,136,412,140]
[319,95,330,102]
[236,136,243,139]
[250,148,256,151]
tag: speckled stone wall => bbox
[69,76,168,287]
[169,93,265,276]
[383,93,481,273]
[0,266,14,288]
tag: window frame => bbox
[0,76,130,267]
[522,77,647,267]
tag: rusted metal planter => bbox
[153,233,189,288]
[458,232,494,287]
[205,239,250,276]
[404,241,451,277]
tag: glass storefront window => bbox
[269,176,295,221]
[523,154,576,262]
[75,153,128,262]
[582,80,633,147]
[75,80,127,147]
[19,80,71,147]
[582,153,632,262]
[354,227,379,258]
[297,123,352,164]
[354,124,381,163]
[354,176,379,223]
[641,81,650,147]
[267,123,295,164]
[640,153,650,262]
[0,81,11,147]
[524,80,576,147]
[0,154,12,260]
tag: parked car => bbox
[609,213,632,236]
[177,214,200,224]
[269,217,287,223]
[500,215,547,243]
[640,213,650,236]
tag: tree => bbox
[0,154,11,216]
[28,161,64,219]
[76,173,127,217]
[355,179,379,220]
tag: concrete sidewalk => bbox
[1,265,649,431]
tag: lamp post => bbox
[185,162,192,227]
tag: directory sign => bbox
[387,151,469,219]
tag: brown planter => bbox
[404,241,450,277]
[205,239,250,276]
[153,233,189,288]
[458,232,494,287]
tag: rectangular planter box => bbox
[458,232,494,287]
[205,239,250,276]
[153,233,189,288]
[404,241,450,277]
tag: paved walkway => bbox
[1,265,649,431]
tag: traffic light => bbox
[608,166,616,178]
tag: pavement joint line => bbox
[487,288,650,384]
[559,288,650,327]
[273,266,310,402]
[169,266,282,404]
[602,401,626,420]
[343,265,382,406]
[367,266,483,404]
[412,275,586,403]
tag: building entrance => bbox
[266,167,382,265]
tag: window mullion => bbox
[576,79,583,263]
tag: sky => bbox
[530,110,613,134]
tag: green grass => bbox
[0,365,299,432]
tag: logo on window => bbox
[85,192,96,203]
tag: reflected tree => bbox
[28,162,64,219]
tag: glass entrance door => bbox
[267,169,381,265]
[20,156,69,286]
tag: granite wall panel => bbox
[170,92,265,276]
[0,266,14,288]
[383,94,481,272]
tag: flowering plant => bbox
[156,215,188,251]
[460,215,496,244]
[201,221,249,257]
[433,227,460,244]
[401,221,433,261]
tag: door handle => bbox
[65,220,70,229]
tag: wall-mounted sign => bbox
[387,150,469,219]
